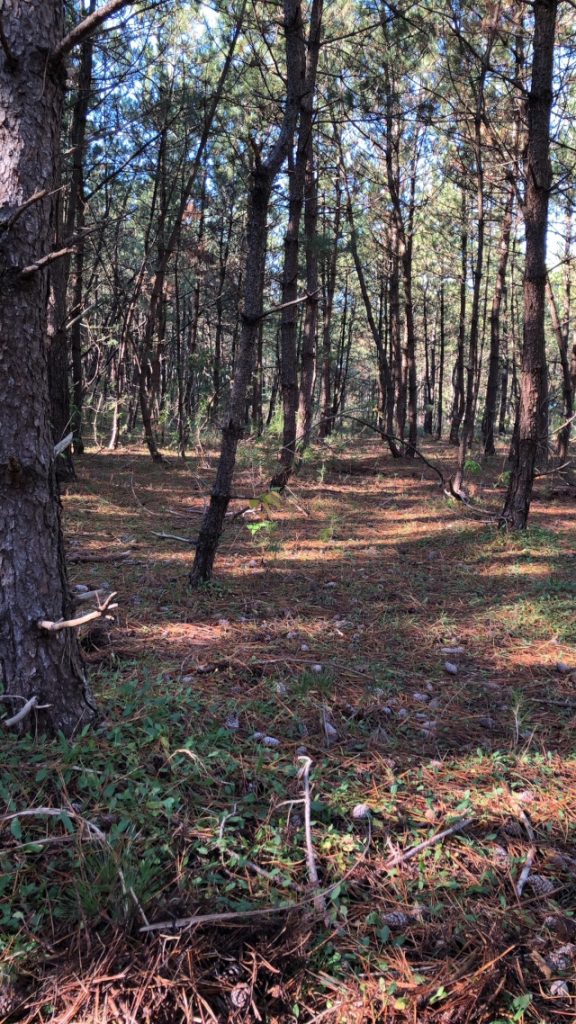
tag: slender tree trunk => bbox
[191,0,303,583]
[296,143,319,454]
[436,281,446,439]
[271,0,323,488]
[0,0,95,733]
[449,189,468,444]
[500,0,557,528]
[319,183,341,438]
[483,188,514,455]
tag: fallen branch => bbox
[2,696,39,728]
[68,549,132,562]
[534,459,573,478]
[151,531,197,545]
[0,806,145,924]
[338,414,448,486]
[385,817,474,869]
[54,431,73,458]
[38,592,117,633]
[298,757,327,916]
[515,806,536,899]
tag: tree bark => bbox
[500,0,557,529]
[482,188,514,455]
[0,0,94,734]
[190,0,304,584]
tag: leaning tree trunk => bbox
[500,0,557,529]
[0,1,95,734]
[190,0,303,584]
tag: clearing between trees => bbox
[2,438,576,1024]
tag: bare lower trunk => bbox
[500,0,557,529]
[483,189,514,455]
[191,0,303,583]
[0,0,95,734]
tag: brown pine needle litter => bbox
[2,440,576,1023]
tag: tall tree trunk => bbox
[296,143,319,454]
[500,0,557,528]
[319,182,341,438]
[436,281,446,439]
[0,0,95,733]
[271,0,323,489]
[191,0,304,583]
[482,188,514,455]
[449,188,468,444]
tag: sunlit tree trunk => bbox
[500,0,557,528]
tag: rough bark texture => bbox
[0,0,94,734]
[500,0,557,529]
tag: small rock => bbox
[556,662,572,674]
[441,646,465,656]
[550,979,570,999]
[412,692,429,703]
[300,643,310,652]
[311,663,323,673]
[492,845,510,866]
[444,661,459,675]
[323,721,338,742]
[275,681,288,696]
[352,803,370,819]
[295,745,308,756]
[252,732,280,748]
[516,790,534,803]
[224,713,240,731]
[420,720,437,735]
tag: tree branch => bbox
[19,246,76,278]
[38,592,117,632]
[52,0,138,62]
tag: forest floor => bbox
[2,435,576,1024]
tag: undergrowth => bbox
[1,440,575,1023]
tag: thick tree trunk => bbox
[0,1,95,734]
[500,0,557,529]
